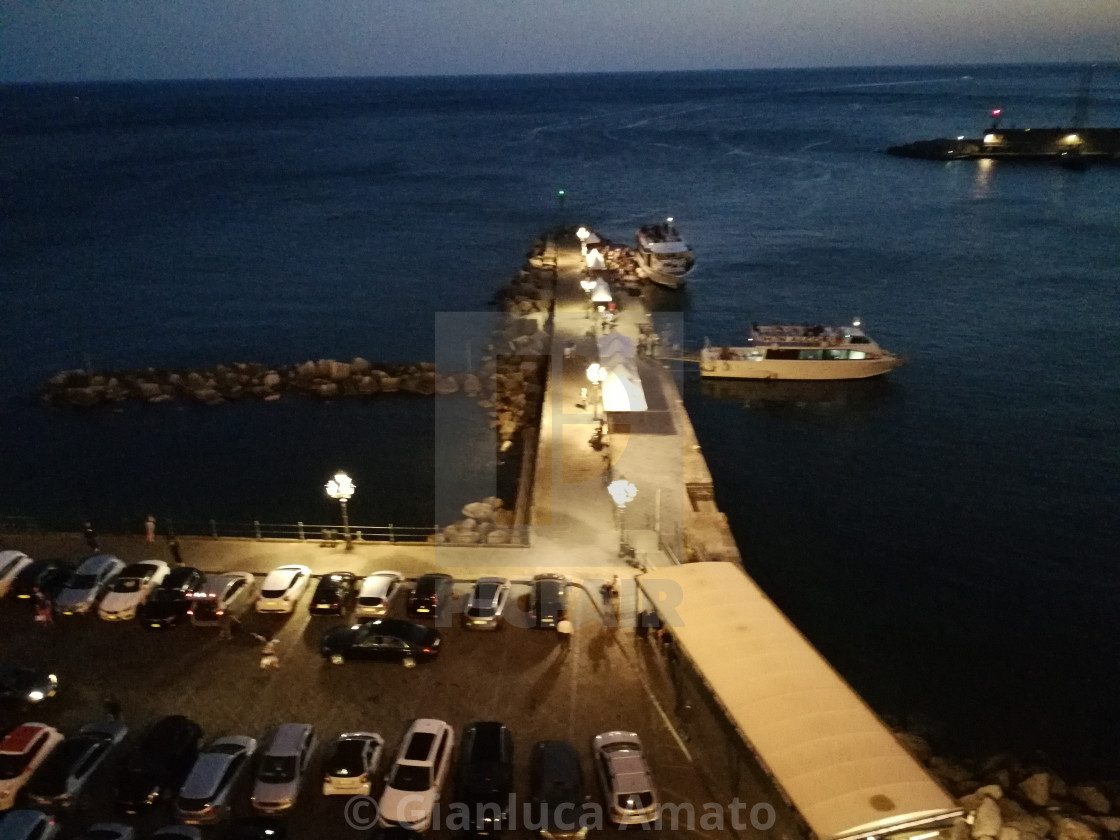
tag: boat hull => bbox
[699,355,901,380]
[636,262,692,289]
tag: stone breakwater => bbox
[894,731,1120,840]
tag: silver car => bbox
[175,735,257,824]
[355,571,404,619]
[463,577,511,630]
[55,555,125,616]
[250,724,317,815]
[592,731,659,825]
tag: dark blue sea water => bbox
[3,65,1119,775]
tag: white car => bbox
[0,810,59,840]
[0,552,33,600]
[98,560,170,621]
[55,555,125,615]
[322,732,383,796]
[255,565,312,613]
[378,719,454,832]
[0,724,64,811]
[355,571,404,619]
[592,731,659,825]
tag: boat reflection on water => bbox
[697,375,893,413]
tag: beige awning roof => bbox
[638,563,960,840]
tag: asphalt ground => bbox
[0,575,763,840]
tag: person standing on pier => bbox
[167,537,183,566]
[144,515,156,543]
[83,521,99,552]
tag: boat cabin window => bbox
[850,335,871,344]
[824,349,849,360]
[745,349,764,362]
[798,349,823,360]
[765,349,800,361]
[848,350,867,360]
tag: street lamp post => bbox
[586,362,608,422]
[325,471,356,550]
[607,478,638,558]
[576,226,590,256]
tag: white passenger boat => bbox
[699,321,903,380]
[635,219,694,289]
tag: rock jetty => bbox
[893,731,1120,840]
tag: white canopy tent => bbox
[638,562,961,840]
[595,334,647,412]
[590,279,613,303]
[585,248,606,270]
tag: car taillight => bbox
[216,609,225,616]
[186,609,193,616]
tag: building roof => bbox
[637,562,961,840]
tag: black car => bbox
[139,566,205,629]
[406,573,454,620]
[320,618,441,664]
[457,722,514,835]
[531,740,588,839]
[308,572,357,616]
[529,575,568,629]
[117,714,202,813]
[8,559,74,602]
[0,664,58,707]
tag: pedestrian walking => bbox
[167,537,183,565]
[259,638,281,670]
[34,593,54,627]
[103,694,122,721]
[144,515,156,543]
[83,521,99,552]
[556,618,573,652]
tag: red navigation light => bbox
[991,109,1002,117]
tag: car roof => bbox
[199,572,250,593]
[263,566,307,585]
[605,753,652,794]
[120,561,162,576]
[76,554,121,573]
[266,723,311,755]
[0,724,52,754]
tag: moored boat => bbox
[699,320,903,380]
[635,218,694,289]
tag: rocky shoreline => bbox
[894,731,1120,840]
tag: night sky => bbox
[3,0,1119,82]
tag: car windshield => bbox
[466,605,495,618]
[67,573,98,589]
[113,577,142,593]
[149,589,180,603]
[329,740,367,774]
[257,754,297,783]
[261,587,287,598]
[389,763,431,792]
[618,792,654,810]
[357,595,383,606]
[0,752,29,779]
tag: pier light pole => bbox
[576,226,590,256]
[586,362,608,422]
[607,478,638,557]
[325,471,356,551]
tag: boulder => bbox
[948,817,971,840]
[977,785,1005,801]
[457,518,479,532]
[434,376,458,395]
[462,374,481,396]
[380,376,400,393]
[264,392,281,402]
[998,798,1028,821]
[1004,817,1051,838]
[482,496,504,510]
[448,528,481,544]
[262,372,282,387]
[1072,787,1112,815]
[138,382,162,399]
[486,529,511,544]
[314,383,340,398]
[296,361,318,379]
[191,388,221,403]
[1018,774,1051,808]
[351,357,372,374]
[462,502,495,521]
[999,828,1021,840]
[355,376,379,395]
[328,361,351,381]
[1093,817,1120,834]
[1051,817,1100,840]
[972,797,1002,839]
[316,359,333,378]
[415,372,436,395]
[147,393,174,404]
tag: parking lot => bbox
[1,564,755,840]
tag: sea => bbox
[2,64,1118,777]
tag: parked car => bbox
[98,560,170,621]
[255,566,312,614]
[0,553,33,600]
[456,722,514,835]
[250,724,317,816]
[71,823,134,840]
[0,667,57,708]
[591,731,658,825]
[530,740,588,840]
[117,715,202,813]
[188,572,256,626]
[308,572,357,616]
[7,560,74,603]
[529,574,568,629]
[152,827,202,840]
[24,720,128,810]
[321,732,383,796]
[320,619,441,665]
[463,578,510,631]
[406,574,454,620]
[0,724,64,811]
[175,735,257,825]
[378,719,454,832]
[355,571,404,619]
[0,810,59,840]
[55,555,125,616]
[139,566,205,629]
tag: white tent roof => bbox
[638,563,960,840]
[596,334,647,412]
[585,249,606,270]
[591,279,613,303]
